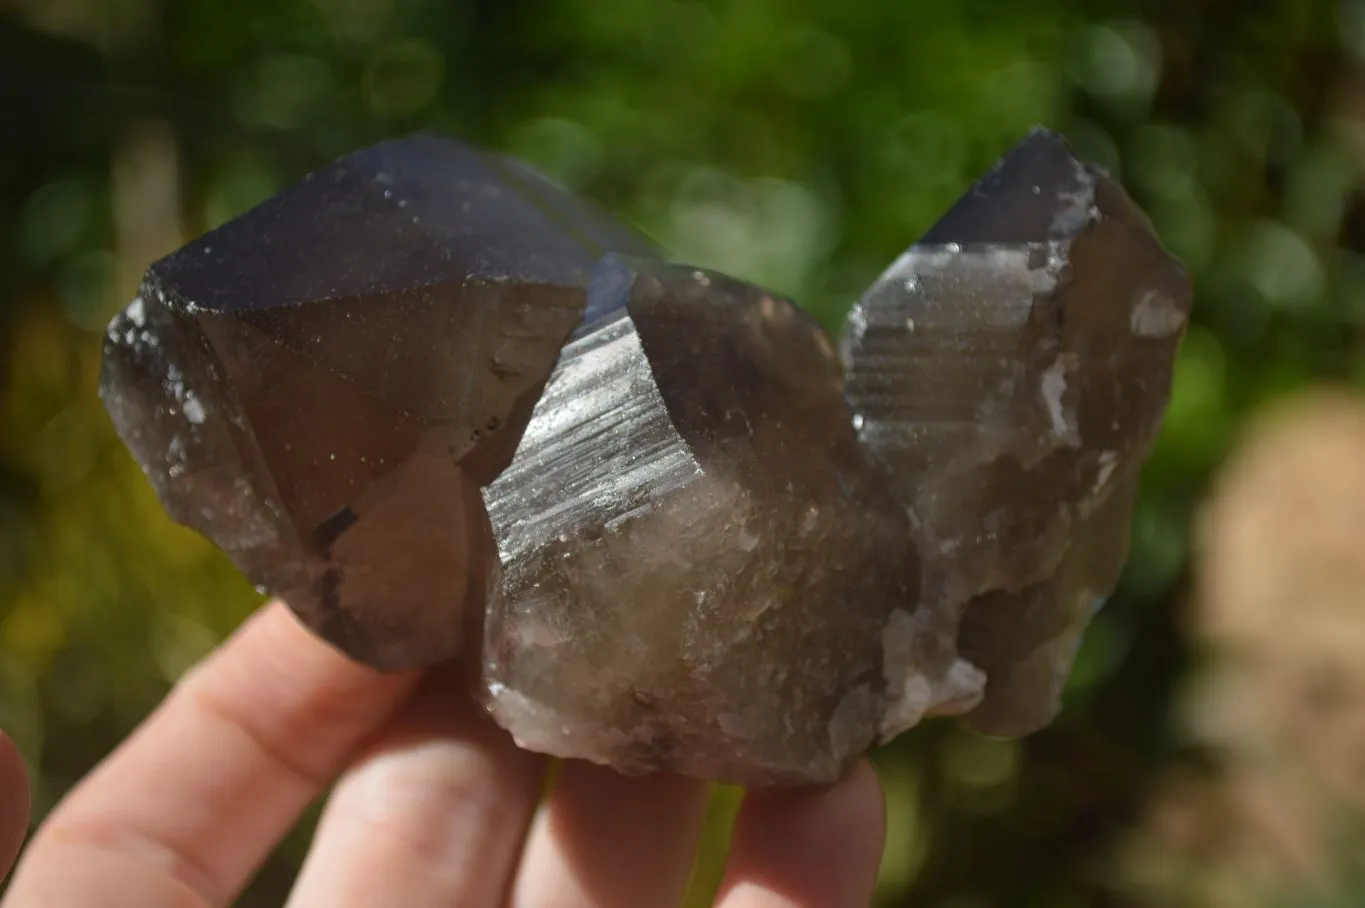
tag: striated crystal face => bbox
[482,257,982,785]
[99,134,655,668]
[99,128,1191,784]
[840,128,1192,735]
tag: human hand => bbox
[1,601,886,907]
[0,730,28,882]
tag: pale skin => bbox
[0,601,886,907]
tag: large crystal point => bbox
[99,134,655,668]
[840,128,1192,735]
[482,257,983,786]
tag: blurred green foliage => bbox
[1,0,1363,904]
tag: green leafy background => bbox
[1,0,1363,904]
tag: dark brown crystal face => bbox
[100,134,655,668]
[99,128,1191,784]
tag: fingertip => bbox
[0,730,30,880]
[717,760,886,908]
[226,599,409,685]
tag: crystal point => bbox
[482,258,973,786]
[841,129,1192,736]
[920,127,1100,244]
[99,134,654,668]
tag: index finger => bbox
[2,601,419,908]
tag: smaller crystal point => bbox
[841,127,1192,736]
[482,257,971,786]
[920,127,1098,245]
[99,134,654,669]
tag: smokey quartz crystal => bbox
[100,128,1190,785]
[841,128,1192,735]
[100,134,655,668]
[482,257,983,784]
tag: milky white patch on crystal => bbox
[878,607,986,742]
[1049,158,1098,236]
[1039,353,1081,445]
[1130,287,1188,337]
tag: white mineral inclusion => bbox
[878,658,987,743]
[1094,450,1119,492]
[878,607,986,741]
[1130,287,1187,337]
[1049,157,1098,236]
[1078,449,1121,518]
[1040,353,1081,445]
[182,395,206,425]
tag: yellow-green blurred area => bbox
[2,0,1365,904]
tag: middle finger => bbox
[285,664,546,908]
[510,761,710,908]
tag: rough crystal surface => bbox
[482,257,982,786]
[99,134,654,668]
[840,128,1192,735]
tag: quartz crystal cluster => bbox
[100,129,1191,786]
